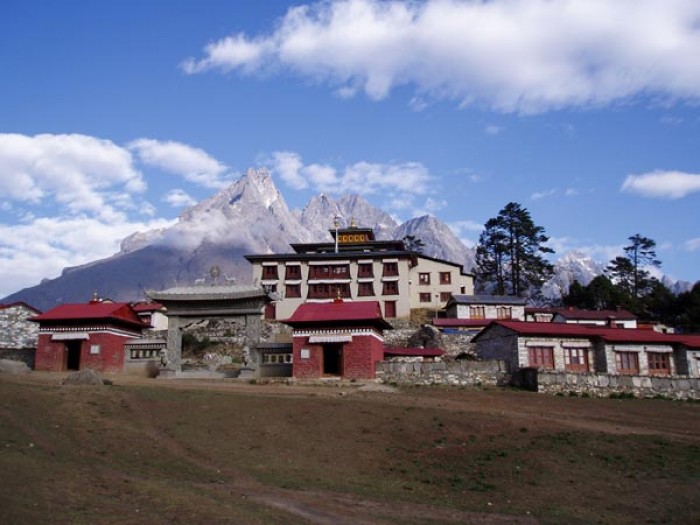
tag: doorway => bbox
[322,343,343,376]
[65,340,82,370]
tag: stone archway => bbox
[147,285,269,376]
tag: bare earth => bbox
[0,371,698,525]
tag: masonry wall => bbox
[0,305,39,349]
[376,360,508,386]
[536,371,699,400]
[0,348,35,369]
[473,325,520,372]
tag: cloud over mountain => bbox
[182,0,700,113]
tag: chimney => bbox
[607,316,617,328]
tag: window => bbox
[470,306,486,319]
[439,272,451,285]
[285,284,301,298]
[615,352,639,375]
[440,292,451,302]
[384,301,397,318]
[309,265,350,279]
[308,283,350,299]
[383,262,399,276]
[419,292,431,303]
[382,281,399,295]
[357,263,373,278]
[648,352,670,376]
[264,302,276,320]
[528,347,554,369]
[418,272,430,285]
[497,307,512,319]
[564,348,589,372]
[285,265,302,279]
[262,265,279,280]
[358,282,375,296]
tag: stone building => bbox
[473,320,700,377]
[0,302,41,368]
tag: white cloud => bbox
[484,124,502,136]
[531,189,557,200]
[129,138,230,189]
[182,0,700,113]
[0,215,174,298]
[163,189,197,208]
[0,133,145,220]
[685,238,700,252]
[269,151,433,196]
[622,170,700,199]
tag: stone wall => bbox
[536,371,699,400]
[0,348,35,369]
[0,305,39,349]
[376,359,509,387]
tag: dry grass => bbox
[0,373,698,525]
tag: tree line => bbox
[474,202,700,332]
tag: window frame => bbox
[528,346,555,370]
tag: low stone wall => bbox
[0,348,35,369]
[536,371,699,400]
[376,359,509,387]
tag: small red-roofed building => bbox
[282,299,392,379]
[131,301,168,331]
[31,298,147,373]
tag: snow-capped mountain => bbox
[394,215,476,273]
[541,251,606,301]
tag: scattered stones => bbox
[61,369,111,386]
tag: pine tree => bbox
[476,202,554,297]
[607,234,661,299]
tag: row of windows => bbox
[419,292,453,303]
[527,348,671,375]
[469,306,512,320]
[287,281,400,299]
[262,262,401,280]
[418,272,452,285]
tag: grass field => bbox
[0,372,698,524]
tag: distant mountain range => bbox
[2,168,693,311]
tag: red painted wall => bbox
[292,334,384,380]
[34,331,131,373]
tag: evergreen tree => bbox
[607,234,661,299]
[476,202,554,297]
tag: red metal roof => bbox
[283,300,391,328]
[383,347,444,357]
[475,320,700,347]
[131,301,165,313]
[31,302,146,328]
[552,307,637,321]
[433,318,490,328]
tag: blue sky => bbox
[1,0,700,298]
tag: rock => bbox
[61,369,108,386]
[0,359,31,375]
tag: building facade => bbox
[31,300,147,373]
[283,300,392,380]
[473,320,700,378]
[245,223,474,320]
